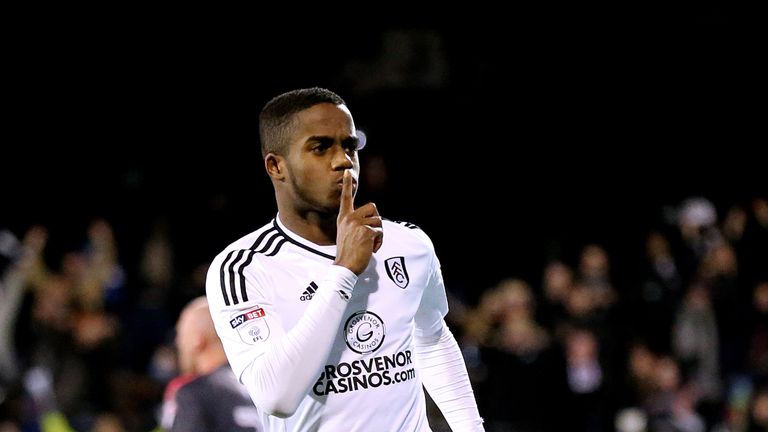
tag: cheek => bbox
[292,163,326,188]
[292,170,319,194]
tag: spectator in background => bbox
[538,261,573,330]
[577,244,617,310]
[470,278,566,432]
[746,386,768,432]
[0,226,47,390]
[747,281,768,378]
[674,197,721,285]
[167,296,259,432]
[565,327,609,431]
[634,231,682,352]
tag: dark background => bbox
[5,8,764,302]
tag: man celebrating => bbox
[206,87,484,431]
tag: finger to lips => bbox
[340,170,354,215]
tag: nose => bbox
[331,146,354,171]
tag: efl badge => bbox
[230,307,270,345]
[385,256,409,289]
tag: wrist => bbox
[326,265,358,302]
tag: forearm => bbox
[242,265,356,417]
[414,321,484,431]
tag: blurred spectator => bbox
[565,327,610,431]
[538,261,573,329]
[740,197,768,288]
[578,244,617,309]
[645,356,706,432]
[633,231,683,352]
[121,220,176,373]
[674,197,722,285]
[1,226,47,390]
[746,386,768,431]
[627,342,658,407]
[672,283,721,400]
[747,282,768,377]
[471,279,567,432]
[165,296,259,431]
[699,241,751,379]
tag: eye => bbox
[342,141,358,153]
[342,131,366,152]
[311,140,332,153]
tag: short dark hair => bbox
[259,87,346,157]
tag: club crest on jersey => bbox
[230,307,270,345]
[385,256,409,289]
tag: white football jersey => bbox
[206,215,448,432]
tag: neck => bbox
[277,204,338,246]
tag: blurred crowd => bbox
[1,195,767,432]
[446,196,768,432]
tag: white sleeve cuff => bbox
[327,264,357,302]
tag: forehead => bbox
[292,103,354,139]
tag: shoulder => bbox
[386,219,422,231]
[206,221,281,307]
[382,218,435,253]
[176,375,208,401]
[211,221,277,263]
[207,221,280,275]
[163,373,197,402]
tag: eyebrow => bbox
[342,136,360,148]
[306,135,360,147]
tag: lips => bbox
[335,178,358,194]
[336,177,358,186]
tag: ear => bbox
[265,153,286,181]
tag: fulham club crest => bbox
[385,256,409,289]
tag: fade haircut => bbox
[259,87,346,157]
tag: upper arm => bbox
[206,251,286,381]
[414,246,449,339]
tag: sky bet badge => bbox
[230,307,270,344]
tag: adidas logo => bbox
[300,281,318,301]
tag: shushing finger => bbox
[339,170,355,215]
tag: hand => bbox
[334,170,383,275]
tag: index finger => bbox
[339,170,354,215]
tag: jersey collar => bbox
[274,214,337,261]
